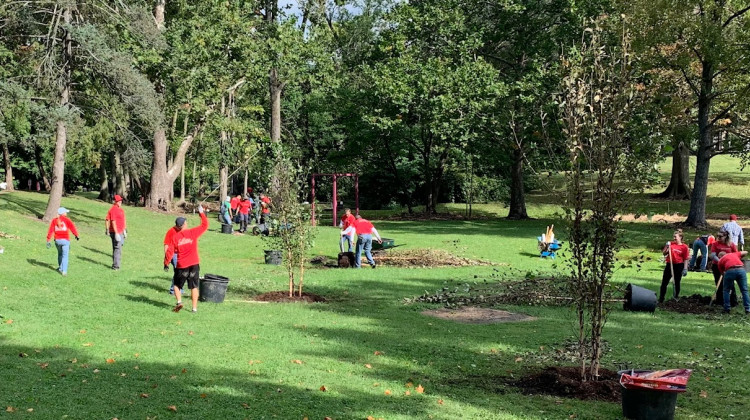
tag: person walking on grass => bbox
[164,220,185,295]
[689,233,715,272]
[716,251,750,315]
[722,214,744,250]
[237,195,252,233]
[710,229,739,307]
[659,230,690,303]
[46,207,79,276]
[164,205,208,313]
[353,215,382,269]
[105,194,126,270]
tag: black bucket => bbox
[621,387,678,420]
[264,250,282,265]
[221,223,232,234]
[624,283,657,312]
[199,274,229,303]
[338,252,355,268]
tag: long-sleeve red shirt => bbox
[164,213,208,268]
[46,216,79,241]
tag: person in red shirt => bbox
[46,207,79,276]
[164,222,184,295]
[659,230,690,303]
[339,208,356,252]
[164,205,209,313]
[710,230,738,306]
[237,196,252,233]
[716,250,750,314]
[353,215,382,268]
[105,194,126,270]
[230,195,241,216]
[259,193,272,223]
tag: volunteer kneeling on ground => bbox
[716,251,750,315]
[164,205,209,313]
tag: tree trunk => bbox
[2,142,14,191]
[178,157,185,205]
[146,125,200,210]
[219,95,229,202]
[685,61,713,228]
[154,0,166,29]
[655,140,691,199]
[34,146,50,191]
[43,7,71,222]
[244,169,248,194]
[114,149,125,198]
[425,149,448,214]
[98,163,109,200]
[507,146,529,219]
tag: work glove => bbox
[105,229,109,235]
[46,242,51,249]
[682,269,688,277]
[198,204,204,213]
[164,265,169,272]
[75,236,79,241]
[123,230,127,239]
[665,241,670,247]
[115,233,122,242]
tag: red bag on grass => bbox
[619,369,692,393]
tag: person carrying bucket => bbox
[46,207,80,276]
[164,205,209,313]
[659,230,689,303]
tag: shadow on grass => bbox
[26,258,57,272]
[0,337,441,419]
[121,294,173,309]
[82,246,111,257]
[130,280,168,293]
[77,255,109,268]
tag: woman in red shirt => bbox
[659,230,690,303]
[710,230,738,306]
[46,207,80,276]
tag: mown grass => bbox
[0,157,749,419]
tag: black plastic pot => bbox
[264,250,282,265]
[338,252,355,268]
[199,274,229,303]
[621,387,678,420]
[624,283,657,312]
[221,223,232,234]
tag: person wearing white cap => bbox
[46,207,80,276]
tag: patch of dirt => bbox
[375,248,497,268]
[253,291,326,303]
[310,255,338,268]
[659,293,722,314]
[422,307,536,324]
[410,276,571,308]
[511,366,621,402]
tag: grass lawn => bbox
[1,157,749,419]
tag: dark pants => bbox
[712,265,738,306]
[659,263,684,302]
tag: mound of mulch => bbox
[411,276,571,308]
[510,366,621,402]
[253,291,326,303]
[659,294,720,314]
[310,255,338,268]
[422,307,536,324]
[375,248,496,268]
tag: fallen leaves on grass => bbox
[167,405,177,412]
[140,393,149,398]
[79,329,86,334]
[6,407,15,412]
[82,342,93,347]
[364,364,372,369]
[38,362,49,369]
[5,319,13,324]
[181,368,187,374]
[319,385,328,392]
[106,358,116,364]
[416,385,424,394]
[374,351,384,356]
[93,369,100,373]
[18,352,27,358]
[437,399,444,405]
[291,359,304,364]
[700,390,708,398]
[405,391,411,396]
[384,389,392,396]
[241,403,250,409]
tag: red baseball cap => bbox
[730,214,738,220]
[114,194,123,202]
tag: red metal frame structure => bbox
[311,173,359,226]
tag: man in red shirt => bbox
[46,207,80,276]
[339,208,356,252]
[230,194,241,217]
[353,215,382,268]
[716,251,750,314]
[164,221,184,295]
[164,205,209,313]
[105,194,126,270]
[259,193,272,224]
[710,230,738,306]
[237,196,252,233]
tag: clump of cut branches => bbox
[560,16,654,382]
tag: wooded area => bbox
[2,0,750,227]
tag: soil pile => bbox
[254,291,326,303]
[659,293,720,314]
[511,366,620,402]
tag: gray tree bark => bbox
[2,142,14,191]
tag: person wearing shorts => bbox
[164,205,209,313]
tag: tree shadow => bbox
[26,258,57,272]
[2,194,45,218]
